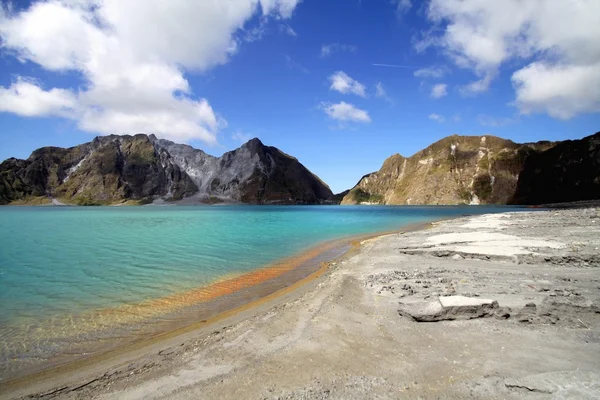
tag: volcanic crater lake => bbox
[0,205,525,379]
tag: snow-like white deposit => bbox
[426,231,564,257]
[461,214,509,229]
[450,144,457,156]
[62,155,89,183]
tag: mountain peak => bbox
[241,137,265,153]
[244,137,263,146]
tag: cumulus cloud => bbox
[321,101,371,123]
[428,113,445,123]
[320,43,357,58]
[0,78,77,118]
[329,71,366,97]
[419,0,600,118]
[0,0,301,144]
[430,83,448,99]
[512,62,600,119]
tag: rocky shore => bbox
[3,207,600,399]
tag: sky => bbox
[1,0,599,193]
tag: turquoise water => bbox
[0,205,524,378]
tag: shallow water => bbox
[0,205,525,379]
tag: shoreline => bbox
[3,208,599,398]
[0,220,435,398]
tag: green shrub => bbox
[352,188,384,204]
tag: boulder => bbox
[398,295,499,322]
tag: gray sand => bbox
[3,208,600,399]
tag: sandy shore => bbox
[2,207,600,399]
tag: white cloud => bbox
[430,83,448,99]
[258,0,302,18]
[0,0,301,144]
[512,62,600,119]
[414,66,448,79]
[0,78,77,118]
[460,72,495,95]
[420,0,600,119]
[321,101,371,123]
[329,71,366,97]
[429,113,445,123]
[320,43,357,57]
[232,130,253,143]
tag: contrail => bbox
[372,63,417,69]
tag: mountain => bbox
[340,134,561,205]
[511,132,600,205]
[0,134,333,205]
[154,136,333,204]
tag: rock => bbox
[515,302,542,323]
[494,309,511,319]
[398,300,444,322]
[512,131,600,205]
[0,135,198,205]
[398,296,499,322]
[340,134,557,206]
[340,131,600,206]
[0,134,333,205]
[505,371,600,397]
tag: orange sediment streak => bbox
[140,242,336,313]
[49,239,346,331]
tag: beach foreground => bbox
[3,207,600,399]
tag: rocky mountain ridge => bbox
[2,131,598,206]
[0,134,333,205]
[341,132,599,206]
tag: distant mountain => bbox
[0,134,333,205]
[340,133,593,206]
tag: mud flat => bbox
[2,208,600,399]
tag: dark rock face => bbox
[511,132,600,205]
[236,139,334,205]
[0,134,333,205]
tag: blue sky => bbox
[1,0,599,193]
